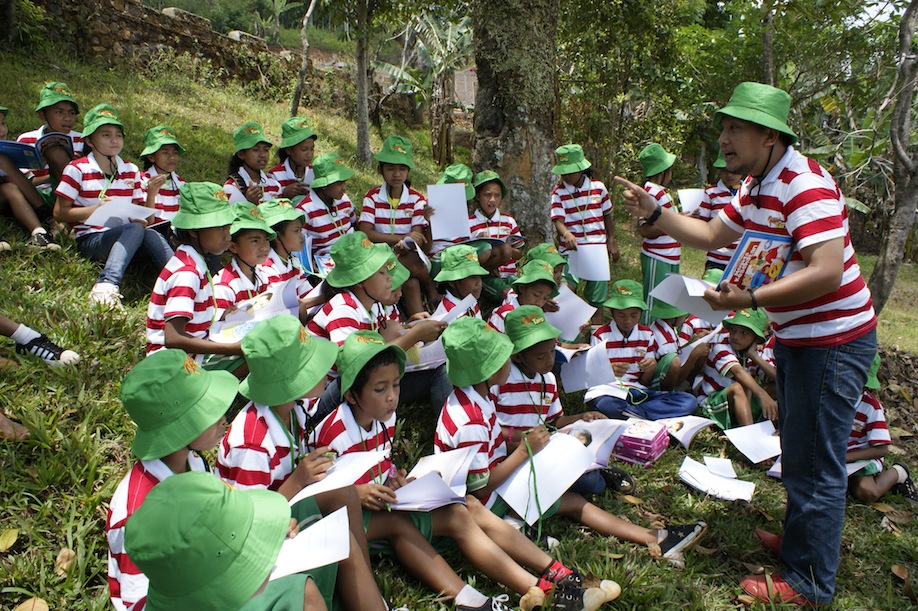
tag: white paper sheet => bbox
[427,183,471,241]
[269,507,350,580]
[567,243,611,281]
[655,415,717,449]
[388,472,467,511]
[401,236,431,272]
[288,450,389,506]
[403,338,447,372]
[679,456,755,501]
[408,446,476,496]
[724,420,782,464]
[676,326,721,363]
[85,201,156,228]
[495,433,593,525]
[559,418,630,469]
[649,274,729,326]
[544,285,597,341]
[560,343,620,392]
[430,293,479,324]
[677,189,706,216]
[767,456,869,480]
[210,280,300,343]
[703,456,737,479]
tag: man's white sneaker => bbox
[89,282,123,308]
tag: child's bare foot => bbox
[0,414,29,440]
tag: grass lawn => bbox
[1,49,917,610]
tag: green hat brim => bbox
[389,258,410,289]
[131,369,238,461]
[326,243,393,288]
[650,299,687,320]
[233,135,273,155]
[434,262,489,282]
[311,166,355,190]
[240,336,338,406]
[551,158,591,175]
[340,343,406,396]
[374,151,415,169]
[513,271,557,290]
[0,106,8,116]
[230,219,277,240]
[722,315,767,342]
[141,138,187,158]
[642,151,677,177]
[446,331,513,387]
[172,206,236,230]
[715,106,797,145]
[261,204,306,228]
[510,323,561,355]
[83,118,124,140]
[437,175,475,201]
[603,295,647,311]
[35,95,78,114]
[473,174,508,198]
[280,131,317,149]
[865,353,881,390]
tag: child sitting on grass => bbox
[296,152,356,265]
[145,183,243,368]
[259,198,316,305]
[269,116,317,198]
[589,280,696,420]
[17,82,83,191]
[139,125,186,222]
[469,170,522,303]
[213,202,276,315]
[488,260,557,333]
[432,244,489,320]
[696,309,777,429]
[224,122,282,204]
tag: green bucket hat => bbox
[603,279,647,311]
[551,144,591,175]
[442,316,513,387]
[473,170,507,198]
[326,232,394,288]
[434,244,489,282]
[639,143,676,178]
[338,330,406,395]
[141,125,187,157]
[527,243,567,269]
[259,198,306,228]
[713,150,727,169]
[506,305,561,355]
[239,315,338,406]
[650,299,687,321]
[701,267,724,286]
[124,471,290,611]
[311,152,355,190]
[387,255,410,289]
[374,135,415,169]
[172,182,236,230]
[0,105,8,117]
[865,353,881,391]
[35,81,78,113]
[715,82,798,145]
[437,163,474,200]
[82,103,124,139]
[233,121,272,155]
[723,308,769,341]
[279,116,317,149]
[120,349,239,461]
[513,260,558,290]
[230,202,277,240]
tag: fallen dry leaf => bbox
[621,495,643,505]
[694,544,717,556]
[892,564,909,581]
[889,426,913,439]
[742,562,765,575]
[870,502,895,513]
[880,516,902,536]
[55,547,75,576]
[13,598,49,611]
[737,594,757,605]
[888,444,908,456]
[600,552,624,560]
[0,529,18,552]
[886,510,913,525]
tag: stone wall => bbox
[33,0,300,82]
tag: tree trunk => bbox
[762,3,775,86]
[430,70,454,167]
[289,0,319,116]
[472,0,559,243]
[868,0,918,313]
[1,0,15,44]
[355,0,372,163]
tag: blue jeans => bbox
[775,329,876,604]
[570,470,605,495]
[77,223,173,286]
[593,387,696,420]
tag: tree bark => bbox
[289,0,319,116]
[472,0,559,243]
[762,3,775,86]
[868,0,918,314]
[2,0,16,44]
[430,70,454,167]
[355,0,372,163]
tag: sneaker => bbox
[89,282,123,308]
[550,581,622,611]
[29,231,61,250]
[523,523,560,550]
[15,334,81,368]
[456,594,512,611]
[600,465,636,494]
[893,462,918,506]
[659,521,707,559]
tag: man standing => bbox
[615,82,877,606]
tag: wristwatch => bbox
[645,203,663,226]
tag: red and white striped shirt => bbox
[847,390,890,473]
[434,386,507,499]
[650,318,685,357]
[106,456,207,611]
[55,153,145,239]
[640,182,681,263]
[697,341,751,401]
[432,291,482,320]
[469,208,520,276]
[494,363,563,430]
[223,170,282,204]
[360,184,428,236]
[592,322,659,387]
[17,125,84,180]
[140,167,185,221]
[264,247,312,299]
[312,404,396,485]
[296,188,355,257]
[213,257,273,315]
[217,401,311,491]
[719,147,877,346]
[699,180,738,266]
[306,290,388,346]
[269,158,314,190]
[487,293,520,334]
[145,245,214,357]
[549,177,612,254]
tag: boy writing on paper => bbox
[488,260,557,334]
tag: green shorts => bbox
[202,353,245,372]
[562,264,608,307]
[363,507,449,557]
[489,495,561,521]
[481,275,514,303]
[650,352,678,390]
[848,461,882,478]
[701,388,762,430]
[641,253,680,323]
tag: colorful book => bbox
[0,140,43,170]
[720,230,794,291]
